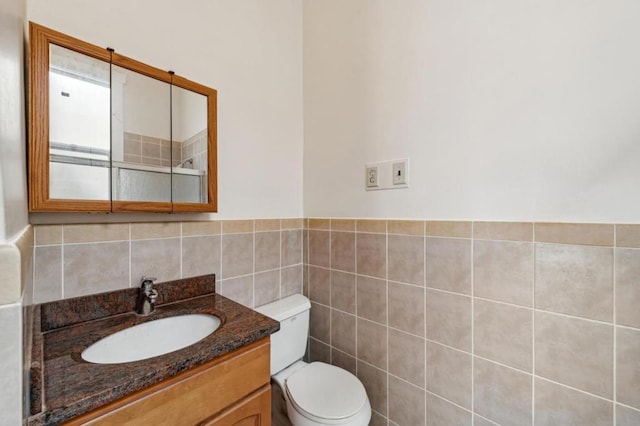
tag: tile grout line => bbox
[532,223,536,426]
[179,222,183,279]
[219,266,303,282]
[426,390,501,425]
[278,222,282,300]
[533,307,618,327]
[354,225,359,379]
[613,224,617,425]
[60,226,65,299]
[127,224,131,288]
[618,401,640,414]
[475,414,501,426]
[467,292,523,310]
[616,323,640,332]
[386,370,426,391]
[473,351,533,377]
[219,229,224,293]
[329,226,332,365]
[535,375,619,406]
[423,337,472,356]
[385,220,390,425]
[423,222,428,426]
[305,225,309,359]
[423,336,531,375]
[470,221,475,425]
[34,239,132,247]
[426,390,472,414]
[252,220,256,308]
[357,357,387,375]
[32,227,37,303]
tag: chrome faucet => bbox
[135,276,158,316]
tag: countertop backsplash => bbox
[31,219,305,309]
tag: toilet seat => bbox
[285,362,368,424]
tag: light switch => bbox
[392,161,407,185]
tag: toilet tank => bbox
[255,294,311,375]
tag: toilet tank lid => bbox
[255,294,311,321]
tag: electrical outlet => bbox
[366,158,408,190]
[366,165,379,188]
[393,161,407,185]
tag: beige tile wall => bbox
[123,132,182,167]
[304,219,640,426]
[31,219,304,308]
[181,128,208,171]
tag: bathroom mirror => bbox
[48,44,111,202]
[28,22,218,213]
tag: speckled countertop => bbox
[27,275,280,426]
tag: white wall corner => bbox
[15,226,34,306]
[0,244,21,305]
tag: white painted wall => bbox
[0,0,27,423]
[176,88,207,142]
[49,71,111,150]
[118,67,171,140]
[0,0,28,241]
[0,0,29,302]
[303,0,640,222]
[28,0,304,220]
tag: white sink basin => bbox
[81,314,221,364]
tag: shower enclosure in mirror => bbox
[28,22,217,213]
[170,78,211,205]
[108,57,173,212]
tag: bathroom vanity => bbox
[68,339,271,425]
[26,275,279,425]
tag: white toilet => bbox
[255,294,372,426]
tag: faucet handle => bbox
[140,276,157,289]
[148,288,159,303]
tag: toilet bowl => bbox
[255,294,371,426]
[273,361,371,425]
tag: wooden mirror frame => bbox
[28,22,218,213]
[168,74,217,213]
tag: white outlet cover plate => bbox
[365,158,409,191]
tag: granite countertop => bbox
[27,274,280,426]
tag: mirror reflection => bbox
[111,65,172,203]
[171,86,208,203]
[49,44,110,200]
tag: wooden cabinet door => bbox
[202,385,271,426]
[66,338,270,426]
